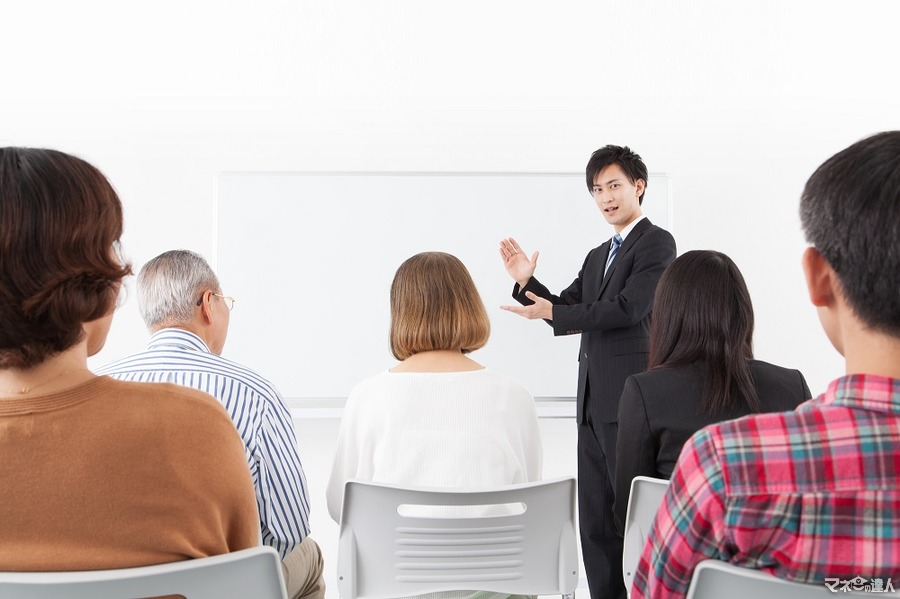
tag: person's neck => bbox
[0,343,94,398]
[390,350,484,373]
[843,328,900,380]
[614,212,643,235]
[155,324,220,355]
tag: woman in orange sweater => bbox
[0,147,260,570]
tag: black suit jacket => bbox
[514,218,676,424]
[613,359,812,534]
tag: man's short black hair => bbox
[800,131,900,336]
[585,145,649,205]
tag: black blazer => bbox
[613,359,812,535]
[515,218,676,423]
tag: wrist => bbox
[543,303,554,320]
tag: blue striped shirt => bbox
[96,328,311,558]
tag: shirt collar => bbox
[147,328,213,354]
[617,214,646,242]
[804,374,900,415]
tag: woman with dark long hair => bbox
[613,250,811,534]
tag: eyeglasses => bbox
[195,292,236,311]
[214,294,236,311]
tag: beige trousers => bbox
[281,536,326,599]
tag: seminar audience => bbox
[632,133,900,598]
[614,250,810,534]
[97,250,323,599]
[0,147,259,569]
[326,252,542,522]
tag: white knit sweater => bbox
[326,368,543,522]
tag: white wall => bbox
[4,1,898,394]
[2,1,898,588]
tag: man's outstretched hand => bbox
[500,291,553,321]
[499,237,539,288]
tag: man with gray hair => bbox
[97,249,324,599]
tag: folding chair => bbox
[0,546,287,599]
[686,559,871,598]
[336,477,578,599]
[621,475,669,595]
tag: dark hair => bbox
[800,131,900,337]
[648,250,760,414]
[0,147,132,368]
[585,145,649,204]
[389,252,490,361]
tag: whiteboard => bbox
[216,172,671,399]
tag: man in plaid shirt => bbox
[632,131,900,598]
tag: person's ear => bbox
[802,246,837,308]
[634,178,645,199]
[197,290,215,324]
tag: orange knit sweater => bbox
[0,376,260,570]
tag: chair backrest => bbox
[622,475,669,594]
[685,559,871,598]
[0,546,287,599]
[336,477,578,599]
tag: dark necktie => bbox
[604,234,623,277]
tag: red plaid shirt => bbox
[632,374,900,599]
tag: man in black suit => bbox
[500,145,676,599]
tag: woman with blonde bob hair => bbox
[328,252,542,525]
[389,251,491,361]
[0,147,258,571]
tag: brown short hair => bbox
[0,148,132,368]
[389,252,490,361]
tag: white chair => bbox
[0,546,287,599]
[622,475,669,595]
[336,477,579,599]
[685,559,870,598]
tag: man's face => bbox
[591,163,644,232]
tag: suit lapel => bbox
[597,218,652,297]
[589,242,611,297]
